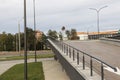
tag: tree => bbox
[6,33,14,51]
[61,26,65,31]
[59,32,63,40]
[118,29,120,34]
[0,32,15,51]
[0,27,48,51]
[19,27,35,51]
[65,29,79,40]
[47,29,58,39]
[36,33,47,50]
[71,29,79,40]
[66,30,71,40]
[26,27,35,50]
[0,32,7,51]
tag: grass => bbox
[0,53,54,61]
[0,62,45,80]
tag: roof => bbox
[77,30,118,35]
[77,32,87,35]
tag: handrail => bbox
[48,36,116,71]
[47,36,117,80]
[62,42,117,72]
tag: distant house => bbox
[61,30,68,40]
[77,30,118,40]
[35,30,43,41]
[77,32,88,40]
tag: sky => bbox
[0,0,120,34]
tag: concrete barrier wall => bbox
[100,38,120,47]
[47,40,85,80]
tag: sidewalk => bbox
[0,58,53,75]
[43,60,70,80]
[0,59,70,80]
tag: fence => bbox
[47,37,117,80]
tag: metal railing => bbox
[47,37,117,80]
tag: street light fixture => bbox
[33,0,37,62]
[24,0,28,80]
[89,6,108,39]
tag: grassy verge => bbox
[0,62,44,80]
[0,54,54,61]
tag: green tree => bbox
[71,29,79,40]
[0,32,7,51]
[118,29,120,34]
[0,28,47,51]
[47,29,58,39]
[0,32,15,51]
[61,26,65,31]
[65,29,79,40]
[59,32,63,40]
[20,33,24,50]
[18,27,35,51]
[66,30,71,40]
[26,27,35,50]
[6,33,14,51]
[36,33,47,50]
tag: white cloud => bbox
[0,0,120,33]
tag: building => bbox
[77,32,88,40]
[77,30,118,40]
[35,30,43,41]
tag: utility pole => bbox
[24,0,27,80]
[33,0,37,62]
[89,6,108,39]
[18,22,21,56]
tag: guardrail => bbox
[48,37,117,80]
[100,38,120,47]
[47,39,85,80]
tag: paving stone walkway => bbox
[43,60,70,80]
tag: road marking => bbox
[104,66,120,75]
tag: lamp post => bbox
[24,0,27,80]
[18,18,23,56]
[89,6,108,39]
[33,0,37,62]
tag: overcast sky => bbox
[0,0,120,34]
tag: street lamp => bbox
[89,6,108,39]
[24,0,27,80]
[18,18,23,56]
[33,0,37,62]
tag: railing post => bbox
[64,44,65,54]
[69,47,71,58]
[66,45,68,56]
[62,44,64,52]
[60,41,62,50]
[83,54,85,70]
[90,57,93,76]
[48,39,117,80]
[101,63,104,80]
[73,49,75,61]
[77,51,79,65]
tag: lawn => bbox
[0,53,54,61]
[0,62,45,80]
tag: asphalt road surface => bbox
[65,40,120,80]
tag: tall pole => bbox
[89,6,108,39]
[33,0,37,62]
[97,11,99,38]
[24,0,27,80]
[18,22,21,56]
[16,34,18,51]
